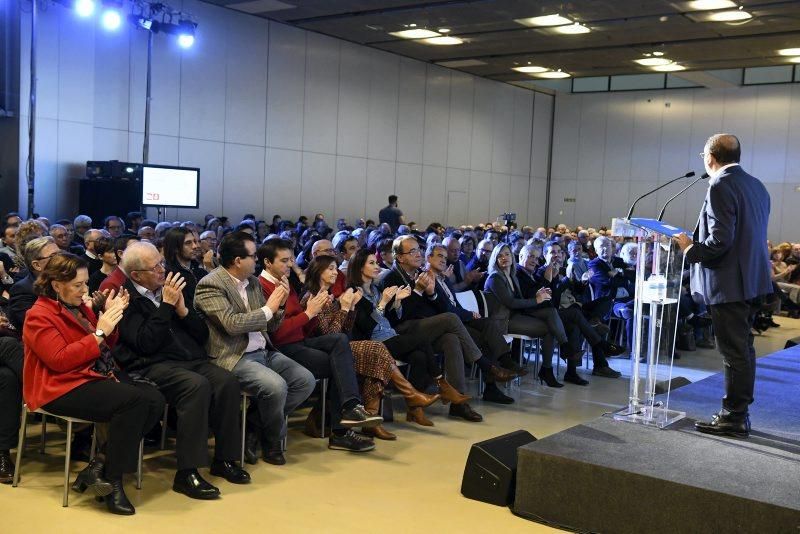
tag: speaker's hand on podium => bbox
[674,233,693,252]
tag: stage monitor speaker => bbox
[784,336,800,349]
[461,430,536,507]
[78,179,142,224]
[654,376,691,394]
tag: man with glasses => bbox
[50,224,85,255]
[199,230,219,270]
[82,228,105,275]
[104,216,126,239]
[334,234,359,274]
[195,232,317,465]
[8,237,60,330]
[115,241,250,500]
[380,235,485,422]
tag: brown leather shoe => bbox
[303,407,330,438]
[488,365,516,383]
[363,425,397,440]
[390,366,440,408]
[436,377,470,405]
[406,407,434,426]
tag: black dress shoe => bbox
[0,450,14,484]
[210,460,251,484]
[448,403,483,422]
[172,470,221,500]
[243,432,259,465]
[601,341,625,357]
[261,442,287,465]
[563,372,589,386]
[103,478,135,515]
[482,384,515,404]
[592,366,621,378]
[695,411,750,438]
[71,458,113,496]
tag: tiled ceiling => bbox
[200,0,800,83]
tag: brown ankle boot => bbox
[436,377,470,405]
[406,407,434,427]
[363,385,397,441]
[390,366,440,408]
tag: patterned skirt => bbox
[351,340,395,400]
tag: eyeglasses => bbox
[398,247,421,256]
[132,260,166,273]
[107,225,123,231]
[698,152,709,159]
[240,253,257,261]
[36,252,59,261]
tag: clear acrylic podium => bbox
[609,217,688,428]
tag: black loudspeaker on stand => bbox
[78,179,142,224]
[461,430,536,507]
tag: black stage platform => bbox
[513,346,800,533]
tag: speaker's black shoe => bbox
[592,366,621,378]
[103,478,135,515]
[172,470,221,500]
[0,450,14,484]
[71,458,113,496]
[695,411,750,438]
[448,403,483,422]
[482,384,514,404]
[563,372,589,386]
[209,460,250,484]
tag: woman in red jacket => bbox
[22,253,155,515]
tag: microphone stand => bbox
[626,171,695,220]
[657,173,709,221]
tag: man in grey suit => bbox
[675,133,772,438]
[194,231,316,465]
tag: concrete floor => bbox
[5,316,798,533]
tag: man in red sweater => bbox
[257,238,380,452]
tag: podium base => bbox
[613,404,686,429]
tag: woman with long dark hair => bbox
[302,257,439,439]
[345,249,469,426]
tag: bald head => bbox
[705,133,741,166]
[311,239,335,258]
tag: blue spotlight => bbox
[100,5,122,30]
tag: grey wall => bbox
[16,1,553,227]
[549,84,800,243]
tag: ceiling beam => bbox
[669,70,739,88]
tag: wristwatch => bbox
[94,329,106,339]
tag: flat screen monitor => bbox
[141,164,200,208]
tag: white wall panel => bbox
[575,180,604,228]
[447,191,468,227]
[600,180,631,228]
[468,170,491,223]
[752,85,790,183]
[422,66,451,167]
[334,156,368,221]
[337,43,370,158]
[470,79,494,172]
[56,122,93,218]
[550,93,580,182]
[528,178,548,228]
[531,93,553,178]
[511,91,533,177]
[491,85,514,175]
[264,148,302,219]
[787,85,800,185]
[301,152,336,217]
[509,174,529,227]
[266,23,306,151]
[764,182,784,243]
[395,163,422,224]
[576,93,607,181]
[548,179,576,226]
[688,90,724,160]
[93,128,129,162]
[225,16,268,146]
[489,172,511,219]
[625,180,658,220]
[128,134,179,167]
[446,72,474,170]
[779,183,800,244]
[223,144,266,220]
[629,93,664,181]
[365,159,397,221]
[30,10,60,120]
[602,93,635,181]
[420,165,447,225]
[303,33,340,154]
[721,87,757,170]
[657,92,693,181]
[93,28,130,131]
[58,14,95,125]
[396,59,426,165]
[446,167,469,193]
[33,118,59,219]
[178,138,224,219]
[367,50,399,162]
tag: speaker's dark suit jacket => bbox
[686,165,771,305]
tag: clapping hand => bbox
[465,269,483,284]
[161,273,185,307]
[338,288,357,311]
[380,286,399,308]
[266,284,288,313]
[535,287,552,304]
[305,290,330,318]
[443,264,454,279]
[394,285,412,302]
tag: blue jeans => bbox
[232,349,315,443]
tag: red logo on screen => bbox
[145,192,160,201]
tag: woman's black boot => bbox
[537,366,563,388]
[71,458,113,496]
[104,478,135,515]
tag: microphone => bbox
[657,173,709,221]
[626,171,695,220]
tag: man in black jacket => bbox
[115,241,249,500]
[380,236,485,421]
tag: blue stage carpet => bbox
[665,345,800,441]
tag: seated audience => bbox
[82,229,105,275]
[115,241,249,500]
[88,236,116,293]
[163,227,207,308]
[50,224,84,255]
[22,253,163,515]
[444,236,482,292]
[8,236,60,330]
[0,225,17,260]
[194,232,316,466]
[98,235,140,295]
[104,216,125,239]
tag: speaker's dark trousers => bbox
[141,359,242,469]
[709,300,760,414]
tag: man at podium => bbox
[674,133,771,438]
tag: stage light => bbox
[707,10,751,21]
[635,57,673,66]
[100,2,123,31]
[74,0,95,17]
[536,70,571,79]
[390,28,440,39]
[175,20,197,48]
[515,14,573,27]
[553,23,590,34]
[512,65,549,73]
[422,36,463,45]
[653,63,686,72]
